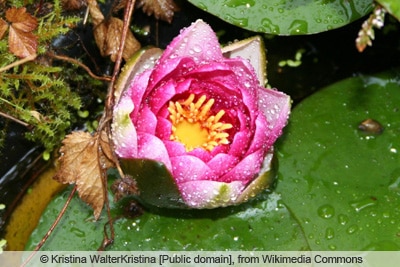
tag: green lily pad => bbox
[276,69,400,250]
[26,70,400,251]
[188,0,374,35]
[25,177,308,250]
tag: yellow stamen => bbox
[168,94,233,151]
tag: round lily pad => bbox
[188,0,373,35]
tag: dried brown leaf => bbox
[4,7,38,58]
[62,0,88,10]
[54,131,114,219]
[136,0,179,23]
[87,0,105,26]
[6,7,38,32]
[93,17,141,62]
[0,18,8,40]
[8,27,38,58]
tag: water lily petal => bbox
[155,117,173,141]
[160,20,223,65]
[220,149,264,183]
[126,69,152,119]
[136,106,157,135]
[257,87,291,142]
[228,131,251,157]
[206,153,239,178]
[246,114,270,155]
[112,96,138,158]
[137,133,172,170]
[171,155,211,183]
[179,180,245,208]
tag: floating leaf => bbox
[54,131,114,219]
[136,0,179,23]
[276,69,400,250]
[188,0,374,35]
[27,70,400,251]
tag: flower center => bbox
[168,94,233,152]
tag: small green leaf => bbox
[189,0,374,35]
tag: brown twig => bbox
[47,52,112,82]
[0,111,31,128]
[0,54,37,73]
[95,0,137,250]
[20,186,77,267]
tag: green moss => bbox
[0,1,104,156]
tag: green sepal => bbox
[120,158,187,209]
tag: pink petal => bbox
[179,180,245,208]
[220,149,264,183]
[206,153,239,179]
[126,69,152,119]
[136,106,157,135]
[245,114,270,155]
[112,96,138,158]
[228,130,251,157]
[257,87,291,144]
[160,20,223,65]
[170,155,211,184]
[163,140,186,157]
[137,133,172,170]
[155,117,173,140]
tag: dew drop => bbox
[317,204,335,219]
[350,197,377,212]
[346,225,358,234]
[325,227,335,240]
[337,214,348,225]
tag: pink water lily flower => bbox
[112,19,291,209]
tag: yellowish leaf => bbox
[54,131,114,219]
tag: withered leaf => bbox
[0,18,8,40]
[87,0,104,26]
[93,17,141,62]
[54,131,115,219]
[5,7,38,58]
[136,0,179,23]
[89,0,141,61]
[62,0,88,11]
[6,7,38,32]
[8,28,38,58]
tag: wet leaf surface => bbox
[276,69,400,250]
[188,0,373,35]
